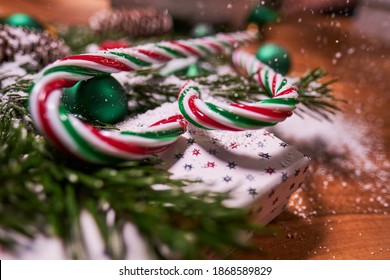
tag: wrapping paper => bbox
[159,127,310,225]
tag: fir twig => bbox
[294,68,345,120]
[0,78,268,259]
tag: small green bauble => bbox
[62,81,82,115]
[191,23,215,38]
[4,13,43,30]
[247,5,279,26]
[256,44,291,75]
[62,76,128,124]
[186,64,200,77]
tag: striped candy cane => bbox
[177,49,299,131]
[29,31,256,163]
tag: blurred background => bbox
[1,0,389,41]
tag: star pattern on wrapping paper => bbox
[259,152,271,159]
[248,187,258,198]
[246,174,254,181]
[227,161,237,169]
[207,148,218,155]
[192,149,201,156]
[294,169,301,176]
[265,167,275,175]
[164,126,304,218]
[174,153,184,160]
[223,175,232,183]
[187,138,196,145]
[257,142,265,148]
[230,142,239,149]
[263,131,271,136]
[184,163,193,171]
[303,165,309,173]
[188,129,197,135]
[280,142,288,148]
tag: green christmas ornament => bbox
[62,81,82,115]
[247,5,279,26]
[4,13,43,30]
[62,76,128,124]
[191,23,215,38]
[186,64,200,77]
[256,43,291,75]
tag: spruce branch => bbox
[0,78,267,259]
[294,67,345,120]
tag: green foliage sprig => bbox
[0,76,269,259]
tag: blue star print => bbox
[227,161,237,169]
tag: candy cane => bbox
[177,49,299,131]
[29,31,256,163]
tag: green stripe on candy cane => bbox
[205,102,277,128]
[193,44,213,56]
[177,86,210,130]
[110,52,152,67]
[58,105,123,163]
[44,65,108,77]
[120,128,185,141]
[156,45,187,58]
[260,98,299,107]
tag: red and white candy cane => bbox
[178,49,299,131]
[29,31,256,163]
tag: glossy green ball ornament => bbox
[186,64,200,77]
[62,81,82,115]
[256,44,291,75]
[4,13,43,30]
[247,5,279,26]
[62,76,128,124]
[191,23,215,38]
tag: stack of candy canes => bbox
[29,31,299,164]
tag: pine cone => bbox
[89,8,173,37]
[0,24,70,69]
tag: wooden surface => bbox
[1,1,389,260]
[231,14,390,260]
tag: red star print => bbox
[192,149,201,156]
[207,161,216,168]
[230,142,238,149]
[265,167,275,175]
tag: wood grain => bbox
[230,14,390,260]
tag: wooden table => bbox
[2,1,390,260]
[232,14,390,260]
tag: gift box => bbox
[158,126,310,225]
